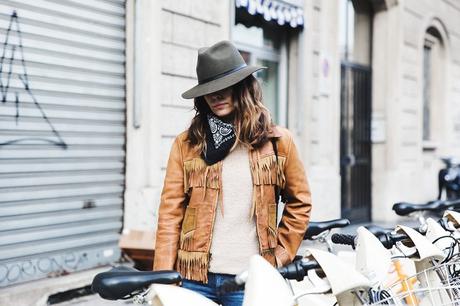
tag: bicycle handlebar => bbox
[377,233,407,249]
[331,232,408,250]
[331,233,356,249]
[219,258,320,293]
[278,258,320,281]
[444,199,460,210]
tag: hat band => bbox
[198,63,247,85]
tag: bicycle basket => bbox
[370,262,460,306]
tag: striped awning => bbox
[235,0,304,28]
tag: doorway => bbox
[339,0,373,222]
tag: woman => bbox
[153,40,312,306]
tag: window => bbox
[339,0,372,65]
[232,14,286,124]
[422,42,432,141]
[422,28,445,148]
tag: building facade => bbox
[2,0,460,297]
[125,0,460,231]
[124,0,342,234]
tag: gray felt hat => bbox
[181,40,265,99]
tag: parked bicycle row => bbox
[91,197,460,305]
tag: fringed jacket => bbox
[153,126,312,283]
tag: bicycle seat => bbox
[91,266,182,300]
[392,200,446,216]
[364,225,393,238]
[304,218,350,240]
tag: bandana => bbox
[202,114,236,165]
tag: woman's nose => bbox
[210,94,223,102]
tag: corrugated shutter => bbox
[0,0,126,287]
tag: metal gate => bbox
[0,0,126,286]
[340,62,372,222]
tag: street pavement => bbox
[54,295,133,306]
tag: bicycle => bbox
[92,211,460,306]
[332,223,460,305]
[91,218,353,306]
[92,265,221,305]
[438,157,460,201]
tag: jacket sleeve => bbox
[153,136,186,271]
[275,133,312,267]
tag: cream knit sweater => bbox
[208,144,260,275]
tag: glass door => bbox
[256,59,279,122]
[233,22,285,124]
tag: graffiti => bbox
[0,10,66,148]
[0,252,89,285]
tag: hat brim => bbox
[181,65,266,99]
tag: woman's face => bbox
[203,87,235,117]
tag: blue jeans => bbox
[181,272,244,306]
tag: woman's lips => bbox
[212,103,227,109]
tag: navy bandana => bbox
[202,114,236,165]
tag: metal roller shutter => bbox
[0,0,126,287]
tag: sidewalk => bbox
[54,295,132,306]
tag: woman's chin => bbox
[212,109,233,118]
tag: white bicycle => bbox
[92,213,460,305]
[92,248,373,306]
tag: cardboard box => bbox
[119,229,156,250]
[119,229,156,270]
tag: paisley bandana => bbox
[202,114,236,165]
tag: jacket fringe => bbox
[250,155,286,187]
[249,190,257,220]
[249,155,286,219]
[180,230,194,250]
[261,248,276,266]
[176,249,210,283]
[183,158,220,194]
[268,226,278,248]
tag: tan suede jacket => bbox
[153,126,312,283]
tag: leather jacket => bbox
[153,126,312,283]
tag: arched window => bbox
[422,26,447,147]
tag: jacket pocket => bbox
[180,207,197,250]
[182,207,196,234]
[268,203,278,248]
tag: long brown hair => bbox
[187,75,272,152]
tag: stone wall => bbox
[372,0,460,222]
[123,0,230,230]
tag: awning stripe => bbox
[236,0,304,28]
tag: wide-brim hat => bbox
[181,40,266,99]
